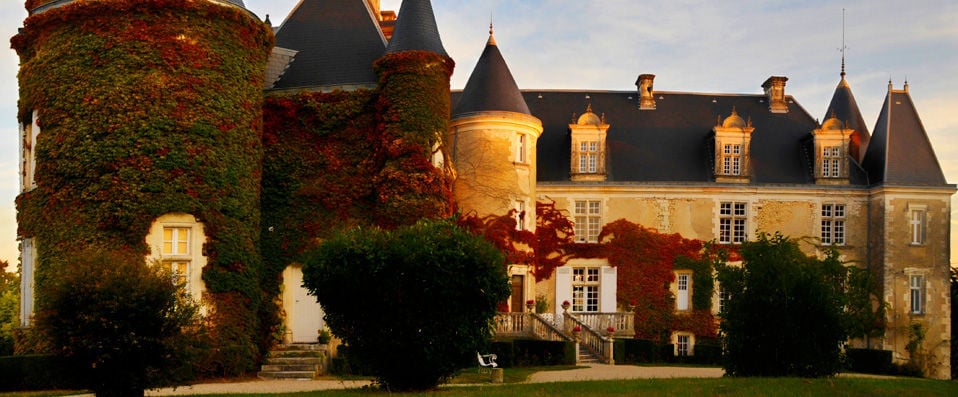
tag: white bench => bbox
[477,352,497,374]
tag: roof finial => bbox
[839,8,847,79]
[488,12,497,46]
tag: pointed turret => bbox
[453,25,531,117]
[384,0,448,56]
[861,83,947,186]
[824,70,870,162]
[272,0,386,90]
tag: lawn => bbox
[162,376,955,397]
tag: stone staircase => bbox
[258,344,328,380]
[577,343,601,364]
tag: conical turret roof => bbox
[385,0,448,56]
[453,29,531,117]
[824,75,870,160]
[272,0,386,89]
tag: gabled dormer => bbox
[812,114,852,185]
[569,104,609,182]
[713,108,753,183]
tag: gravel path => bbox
[140,365,724,395]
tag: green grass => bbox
[447,365,582,384]
[149,377,957,397]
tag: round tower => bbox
[449,26,543,231]
[13,0,273,371]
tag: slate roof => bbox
[272,0,386,89]
[824,76,871,161]
[453,34,531,117]
[452,90,872,186]
[385,0,448,56]
[860,89,948,186]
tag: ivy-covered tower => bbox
[12,0,273,373]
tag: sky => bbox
[0,0,956,270]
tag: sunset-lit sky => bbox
[0,0,956,270]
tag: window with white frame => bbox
[822,146,842,178]
[20,238,36,327]
[163,227,191,288]
[718,286,727,315]
[574,200,601,243]
[910,274,925,314]
[676,334,691,356]
[821,204,846,246]
[515,200,526,231]
[721,144,742,175]
[577,141,599,174]
[21,110,40,191]
[517,134,527,164]
[572,267,600,312]
[910,208,927,245]
[719,202,747,244]
[676,273,690,311]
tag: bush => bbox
[302,219,511,391]
[846,348,892,375]
[489,341,515,368]
[34,249,205,397]
[513,340,575,366]
[0,354,83,391]
[717,233,848,377]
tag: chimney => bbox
[636,74,656,110]
[762,76,788,113]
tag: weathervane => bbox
[839,8,848,78]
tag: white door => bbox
[283,265,325,343]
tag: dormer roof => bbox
[824,75,870,159]
[453,28,531,117]
[861,87,947,186]
[272,0,386,90]
[385,0,448,56]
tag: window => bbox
[821,204,846,246]
[822,146,842,178]
[572,267,600,312]
[574,200,601,243]
[718,286,727,315]
[21,110,40,191]
[910,209,926,245]
[515,200,526,231]
[162,227,191,288]
[910,275,925,314]
[577,141,599,173]
[676,334,691,356]
[517,134,527,163]
[721,144,742,175]
[20,238,36,327]
[719,202,747,244]
[676,273,690,311]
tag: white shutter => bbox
[677,274,689,311]
[21,238,36,327]
[600,266,617,312]
[555,267,572,322]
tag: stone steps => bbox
[578,344,600,364]
[257,344,328,380]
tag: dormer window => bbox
[569,104,609,182]
[813,116,851,185]
[712,108,753,183]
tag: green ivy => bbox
[13,0,273,375]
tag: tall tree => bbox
[0,261,17,355]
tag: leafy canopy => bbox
[717,233,848,377]
[301,218,510,391]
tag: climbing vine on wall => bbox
[13,0,273,375]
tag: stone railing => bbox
[529,313,572,342]
[494,312,528,337]
[574,312,635,338]
[564,313,614,365]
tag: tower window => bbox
[821,204,846,246]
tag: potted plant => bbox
[571,325,582,342]
[317,328,332,344]
[606,326,616,336]
[525,299,535,312]
[561,300,571,312]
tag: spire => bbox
[453,25,531,117]
[385,0,448,57]
[840,8,847,79]
[488,21,497,46]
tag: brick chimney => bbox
[636,74,656,110]
[762,76,788,113]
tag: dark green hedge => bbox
[614,338,721,366]
[489,339,575,368]
[845,348,893,375]
[0,355,83,391]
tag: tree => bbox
[301,219,510,391]
[34,249,204,397]
[717,233,848,377]
[0,260,17,356]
